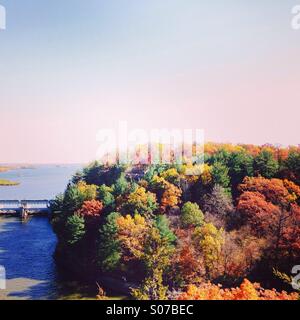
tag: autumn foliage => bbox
[78,200,103,217]
[237,177,300,262]
[51,143,300,300]
[178,279,299,300]
[116,214,149,261]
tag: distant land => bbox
[0,165,36,172]
[0,165,35,186]
[0,166,14,173]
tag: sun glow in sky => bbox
[0,0,299,163]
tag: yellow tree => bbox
[193,223,224,277]
[125,187,158,216]
[160,182,182,212]
[160,168,180,185]
[131,226,175,300]
[77,181,98,200]
[116,214,149,261]
[199,164,213,186]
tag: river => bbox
[0,165,106,300]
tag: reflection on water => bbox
[0,216,96,300]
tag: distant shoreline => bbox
[0,165,36,173]
[0,166,13,173]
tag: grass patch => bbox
[0,179,20,186]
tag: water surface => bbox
[0,164,98,300]
[0,165,81,199]
[0,216,58,299]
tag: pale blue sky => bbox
[0,1,299,163]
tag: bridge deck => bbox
[0,200,50,212]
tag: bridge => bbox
[0,200,51,219]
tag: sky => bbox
[0,0,299,163]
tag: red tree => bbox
[237,177,300,264]
[79,200,103,217]
[78,200,104,234]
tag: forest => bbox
[51,142,300,300]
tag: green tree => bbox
[228,151,254,188]
[50,193,64,212]
[113,173,129,196]
[211,162,231,190]
[154,215,177,246]
[63,184,86,213]
[181,202,204,228]
[65,214,85,245]
[82,161,106,185]
[72,170,84,184]
[209,148,231,166]
[98,184,115,210]
[62,181,97,212]
[144,166,157,182]
[83,162,126,186]
[254,150,279,178]
[97,212,121,271]
[284,151,300,185]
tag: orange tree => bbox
[178,279,298,300]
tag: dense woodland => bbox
[51,143,300,300]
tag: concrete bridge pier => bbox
[20,206,28,220]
